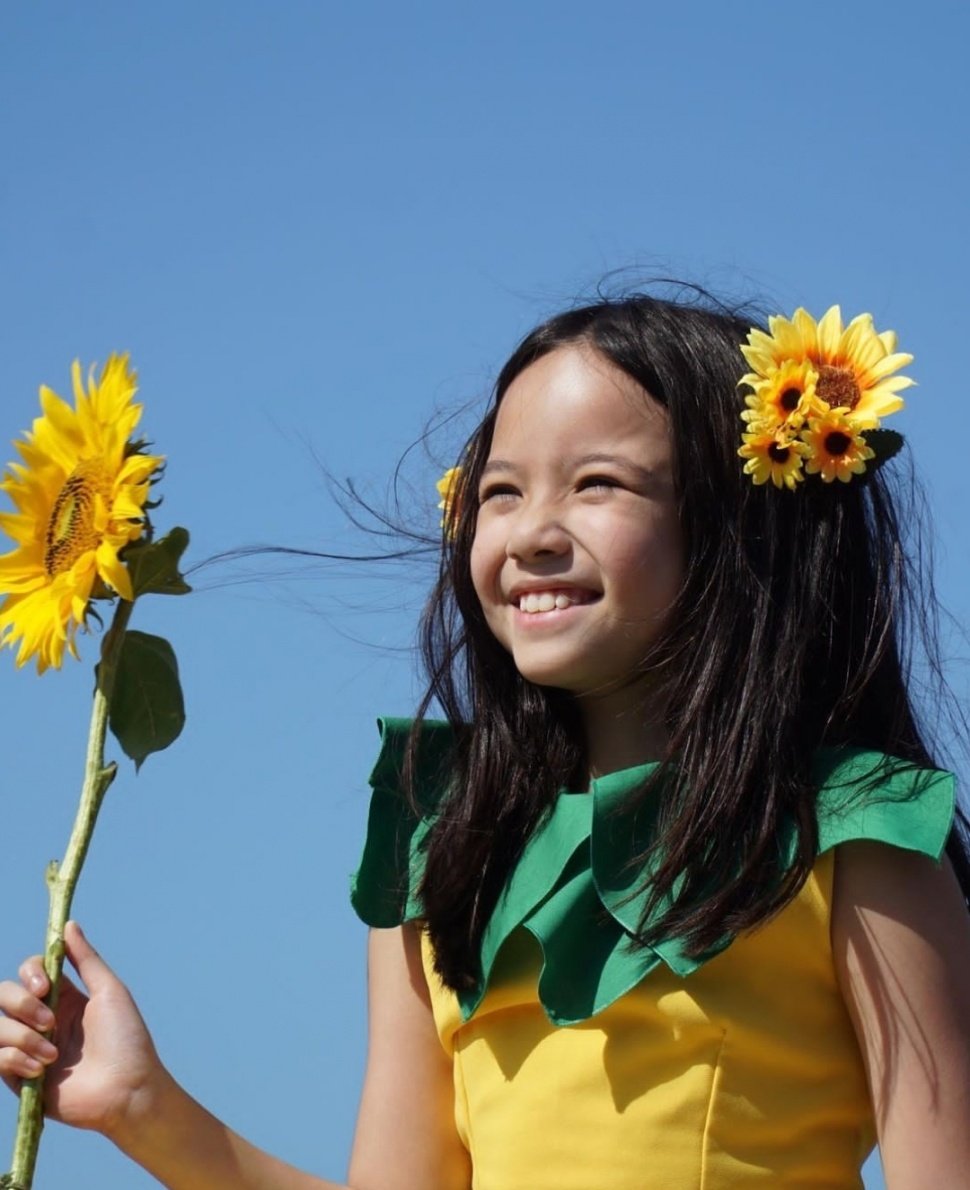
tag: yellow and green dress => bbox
[351,719,956,1189]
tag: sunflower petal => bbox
[96,542,133,600]
[816,306,844,361]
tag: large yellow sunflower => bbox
[740,305,914,430]
[0,355,163,672]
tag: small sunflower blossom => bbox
[802,411,875,484]
[436,465,462,536]
[740,357,825,436]
[0,355,163,672]
[738,428,810,490]
[738,306,913,488]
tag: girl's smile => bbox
[470,343,683,717]
[509,584,600,617]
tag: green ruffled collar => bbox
[351,718,955,1027]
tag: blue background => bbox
[2,4,968,1187]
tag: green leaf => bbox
[109,631,186,771]
[125,527,192,598]
[866,428,905,470]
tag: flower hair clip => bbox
[737,306,913,489]
[436,465,462,536]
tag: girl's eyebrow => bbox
[573,452,654,477]
[573,453,670,485]
[481,454,663,481]
[480,459,519,477]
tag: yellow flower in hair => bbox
[741,358,824,435]
[741,305,914,431]
[740,306,819,375]
[436,465,462,535]
[738,429,810,490]
[802,410,875,483]
[0,355,162,672]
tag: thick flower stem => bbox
[4,599,134,1190]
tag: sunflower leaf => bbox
[109,630,186,771]
[126,527,192,598]
[866,429,905,470]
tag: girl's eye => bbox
[577,475,620,492]
[478,483,520,504]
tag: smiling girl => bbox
[470,344,682,768]
[2,292,969,1188]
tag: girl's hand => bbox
[0,921,170,1143]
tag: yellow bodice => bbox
[421,851,872,1189]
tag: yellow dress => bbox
[351,719,956,1189]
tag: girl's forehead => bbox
[488,344,670,458]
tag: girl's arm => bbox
[833,841,970,1188]
[348,924,471,1190]
[0,922,468,1190]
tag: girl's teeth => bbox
[519,592,579,613]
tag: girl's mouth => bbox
[515,589,598,614]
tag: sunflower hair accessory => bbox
[737,306,912,489]
[436,465,462,536]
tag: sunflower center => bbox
[823,431,852,457]
[779,387,802,413]
[767,443,790,463]
[44,460,112,577]
[816,365,859,410]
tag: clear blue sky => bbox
[2,4,968,1187]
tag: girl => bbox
[2,293,970,1188]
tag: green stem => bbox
[4,598,134,1190]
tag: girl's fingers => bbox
[0,1047,45,1080]
[17,956,48,997]
[0,1017,59,1088]
[0,1019,58,1065]
[63,921,117,995]
[0,980,55,1032]
[10,927,110,1005]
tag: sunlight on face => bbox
[471,343,683,713]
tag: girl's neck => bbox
[579,687,669,780]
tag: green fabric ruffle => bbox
[350,718,956,1027]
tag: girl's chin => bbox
[510,654,600,695]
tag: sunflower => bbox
[741,357,823,435]
[802,410,875,483]
[740,305,913,431]
[0,355,163,672]
[738,429,809,490]
[436,465,462,536]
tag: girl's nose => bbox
[505,500,570,561]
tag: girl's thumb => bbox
[63,920,117,993]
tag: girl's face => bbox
[470,343,683,711]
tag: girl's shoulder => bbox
[350,719,959,1024]
[350,716,456,928]
[811,746,955,862]
[356,718,957,857]
[350,718,957,927]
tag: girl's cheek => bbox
[469,537,492,602]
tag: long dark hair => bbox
[408,290,970,991]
